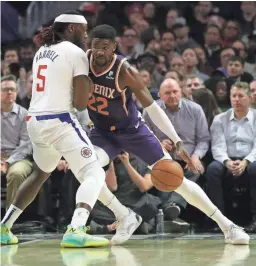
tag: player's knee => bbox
[77,161,105,186]
[94,146,110,167]
[6,170,26,185]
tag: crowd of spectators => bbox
[1,1,256,235]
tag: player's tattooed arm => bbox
[118,61,155,108]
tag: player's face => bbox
[91,39,116,67]
[72,23,88,49]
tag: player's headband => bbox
[54,14,87,24]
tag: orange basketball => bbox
[151,159,184,192]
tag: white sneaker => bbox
[225,224,250,245]
[111,209,142,245]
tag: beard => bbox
[72,35,84,49]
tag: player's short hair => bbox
[89,25,116,41]
[231,82,251,96]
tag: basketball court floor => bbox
[1,233,256,266]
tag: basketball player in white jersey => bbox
[0,11,109,248]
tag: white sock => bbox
[1,204,23,229]
[98,184,129,220]
[70,162,106,228]
[210,209,233,232]
[71,208,90,228]
[175,177,233,232]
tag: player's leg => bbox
[90,129,129,220]
[90,129,142,245]
[124,123,249,244]
[53,116,109,247]
[1,118,61,245]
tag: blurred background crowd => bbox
[1,1,256,236]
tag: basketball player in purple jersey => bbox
[87,25,250,245]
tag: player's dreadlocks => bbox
[34,10,83,47]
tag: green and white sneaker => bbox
[61,225,109,248]
[0,224,18,245]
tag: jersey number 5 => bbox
[88,95,109,115]
[36,65,47,91]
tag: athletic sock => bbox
[70,208,90,228]
[1,204,23,229]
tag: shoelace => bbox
[69,225,90,233]
[228,224,245,237]
[83,226,90,233]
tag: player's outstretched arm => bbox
[119,63,198,173]
[73,75,91,111]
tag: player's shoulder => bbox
[60,41,85,56]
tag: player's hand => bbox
[161,139,174,152]
[175,141,198,174]
[118,152,130,166]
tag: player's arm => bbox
[73,75,91,111]
[72,48,91,111]
[119,62,198,173]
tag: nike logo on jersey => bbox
[94,84,115,99]
[106,71,114,80]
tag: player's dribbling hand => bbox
[175,141,198,174]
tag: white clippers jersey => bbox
[28,41,88,115]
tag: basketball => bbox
[151,159,184,192]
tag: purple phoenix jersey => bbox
[87,50,165,166]
[87,50,140,131]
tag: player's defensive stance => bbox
[0,11,109,248]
